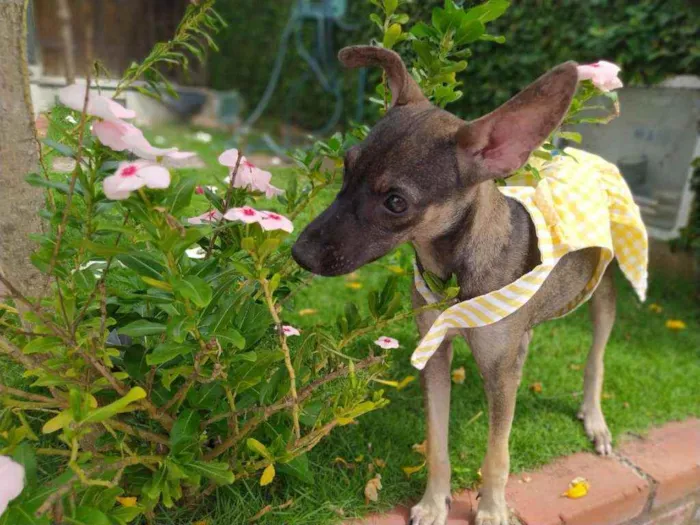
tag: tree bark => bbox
[56,0,76,83]
[0,0,45,300]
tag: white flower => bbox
[185,246,207,259]
[374,336,399,349]
[194,131,213,143]
[223,206,265,225]
[65,115,77,125]
[0,456,25,516]
[282,325,300,337]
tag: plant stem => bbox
[260,278,300,440]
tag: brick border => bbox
[347,419,700,525]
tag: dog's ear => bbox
[456,61,579,180]
[339,45,426,107]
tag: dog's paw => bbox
[474,506,512,525]
[409,493,450,525]
[578,407,612,456]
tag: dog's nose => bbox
[291,240,316,273]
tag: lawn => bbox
[6,123,699,525]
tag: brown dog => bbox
[292,46,616,525]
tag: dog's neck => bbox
[413,181,536,300]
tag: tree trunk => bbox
[56,0,75,83]
[0,0,45,300]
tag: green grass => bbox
[11,123,699,524]
[136,125,699,524]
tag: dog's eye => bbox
[384,194,407,214]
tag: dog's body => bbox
[293,46,618,525]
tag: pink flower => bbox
[59,84,135,122]
[220,149,284,198]
[259,211,294,233]
[92,120,142,151]
[282,325,300,337]
[91,116,194,161]
[188,209,223,225]
[223,206,265,224]
[374,336,399,350]
[0,456,25,516]
[195,185,205,195]
[103,161,170,200]
[123,133,195,162]
[222,207,294,233]
[265,184,284,199]
[218,148,241,168]
[577,61,623,92]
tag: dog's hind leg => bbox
[578,263,616,455]
[410,289,453,525]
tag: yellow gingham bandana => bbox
[411,148,648,370]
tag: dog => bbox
[292,46,621,525]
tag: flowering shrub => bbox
[0,1,624,523]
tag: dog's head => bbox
[292,45,578,276]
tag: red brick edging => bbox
[349,419,700,525]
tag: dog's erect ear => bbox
[338,45,427,107]
[456,61,579,180]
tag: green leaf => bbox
[109,505,144,525]
[25,172,72,194]
[278,453,314,484]
[22,337,62,355]
[119,320,166,337]
[42,138,75,158]
[187,461,234,485]
[214,329,245,350]
[65,507,111,525]
[165,176,197,213]
[146,342,195,366]
[81,240,129,257]
[383,23,403,49]
[383,0,398,16]
[170,409,201,454]
[558,131,582,144]
[42,410,74,434]
[246,438,272,460]
[12,443,38,486]
[173,275,212,308]
[116,253,167,280]
[81,387,147,425]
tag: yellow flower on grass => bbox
[562,477,590,499]
[260,464,275,486]
[665,319,686,330]
[298,308,318,316]
[346,282,363,290]
[116,497,138,507]
[649,303,663,313]
[451,366,466,384]
[193,521,208,525]
[402,462,426,478]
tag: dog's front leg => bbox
[468,327,531,525]
[410,290,453,525]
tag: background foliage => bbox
[208,0,699,128]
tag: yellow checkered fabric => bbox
[411,148,648,370]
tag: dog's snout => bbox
[291,240,315,273]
